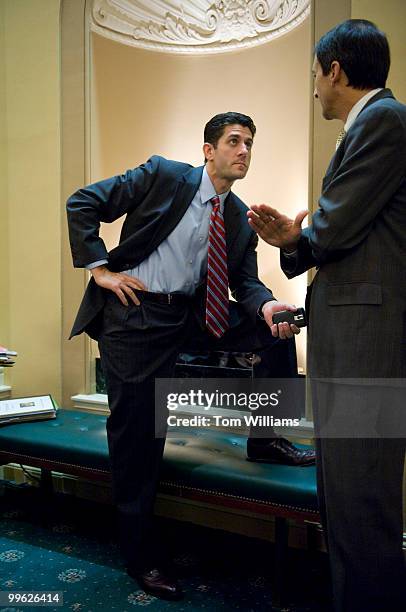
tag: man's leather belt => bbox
[135,290,190,306]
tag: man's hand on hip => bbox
[247,204,307,252]
[261,301,301,339]
[90,265,147,306]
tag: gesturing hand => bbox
[247,204,307,251]
[91,265,147,306]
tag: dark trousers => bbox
[312,380,406,612]
[98,293,297,570]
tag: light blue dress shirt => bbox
[87,167,229,295]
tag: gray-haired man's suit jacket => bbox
[282,89,406,611]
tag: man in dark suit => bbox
[67,112,315,600]
[248,20,406,612]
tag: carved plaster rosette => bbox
[90,0,310,55]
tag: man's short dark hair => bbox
[204,112,256,148]
[315,19,390,90]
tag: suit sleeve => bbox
[280,232,318,279]
[282,104,406,278]
[230,230,275,320]
[66,156,160,268]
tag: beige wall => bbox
[0,2,9,348]
[60,0,89,408]
[351,0,406,102]
[90,22,312,369]
[0,0,62,400]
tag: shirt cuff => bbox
[85,259,108,270]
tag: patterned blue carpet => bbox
[0,482,331,611]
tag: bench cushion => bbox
[0,409,318,513]
[0,410,110,471]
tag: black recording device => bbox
[272,307,307,327]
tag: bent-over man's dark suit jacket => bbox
[67,156,274,339]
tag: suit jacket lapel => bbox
[323,90,395,191]
[133,164,241,266]
[147,165,203,254]
[149,166,243,258]
[165,169,241,261]
[224,193,242,256]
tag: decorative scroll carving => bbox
[91,0,310,54]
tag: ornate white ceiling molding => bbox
[90,0,310,55]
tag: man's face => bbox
[312,57,336,120]
[205,124,253,182]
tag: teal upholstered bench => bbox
[0,409,318,517]
[0,409,320,607]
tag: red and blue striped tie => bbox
[205,196,229,338]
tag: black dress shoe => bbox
[247,437,316,466]
[127,567,183,601]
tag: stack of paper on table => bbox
[0,345,18,367]
[0,395,57,425]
